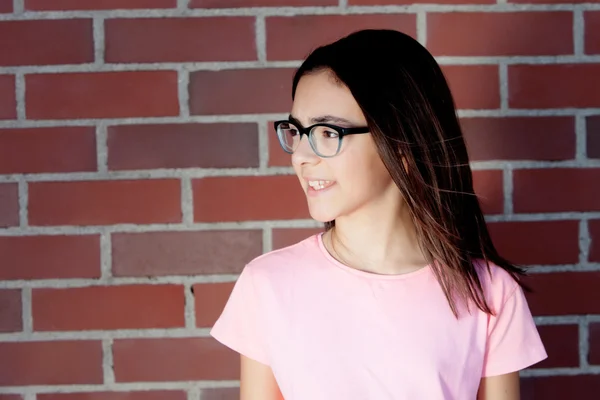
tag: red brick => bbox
[28,179,181,226]
[200,388,239,400]
[521,375,600,399]
[191,0,335,6]
[588,116,600,159]
[472,170,503,215]
[0,289,22,333]
[194,282,235,327]
[26,71,179,119]
[589,322,600,365]
[525,272,600,315]
[585,12,600,55]
[112,230,262,276]
[38,392,187,400]
[108,123,259,170]
[0,0,11,13]
[189,68,293,115]
[509,64,600,108]
[442,65,499,110]
[106,17,256,63]
[0,127,96,174]
[0,182,18,227]
[193,175,308,222]
[0,395,22,400]
[272,228,323,250]
[113,338,238,381]
[462,117,575,161]
[26,0,175,9]
[33,285,184,331]
[0,75,16,120]
[0,235,100,280]
[428,12,572,56]
[488,220,579,265]
[591,220,600,263]
[0,20,93,66]
[0,341,102,386]
[514,169,600,213]
[535,324,579,368]
[266,14,416,61]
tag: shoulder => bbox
[244,233,322,282]
[473,259,522,313]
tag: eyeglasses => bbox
[273,119,370,158]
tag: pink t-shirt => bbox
[210,233,547,399]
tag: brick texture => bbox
[0,127,97,174]
[26,71,179,119]
[32,285,185,331]
[461,117,575,161]
[0,20,93,66]
[0,341,102,386]
[488,221,579,265]
[113,338,239,381]
[190,69,294,115]
[266,14,417,61]
[585,12,600,54]
[0,182,18,227]
[513,169,600,213]
[107,123,259,170]
[0,235,100,280]
[0,1,596,397]
[26,0,177,10]
[193,175,308,222]
[28,180,182,226]
[105,18,256,63]
[112,230,263,276]
[509,64,600,108]
[535,325,580,368]
[0,75,16,120]
[428,12,572,56]
[525,272,600,315]
[442,65,499,109]
[0,289,22,333]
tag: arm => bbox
[477,372,520,400]
[240,355,285,400]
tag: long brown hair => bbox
[291,29,526,317]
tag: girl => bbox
[210,29,547,400]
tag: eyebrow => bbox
[288,114,355,126]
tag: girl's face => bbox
[290,70,400,223]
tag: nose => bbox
[291,134,320,166]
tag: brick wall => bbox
[0,0,599,399]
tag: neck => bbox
[324,200,429,276]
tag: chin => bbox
[307,205,339,224]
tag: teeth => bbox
[308,180,331,190]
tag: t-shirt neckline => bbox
[315,232,431,281]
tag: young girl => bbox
[210,29,547,400]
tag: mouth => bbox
[306,179,336,194]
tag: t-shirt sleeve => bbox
[481,283,548,377]
[210,265,270,365]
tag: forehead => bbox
[290,71,365,125]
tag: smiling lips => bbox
[307,180,335,191]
